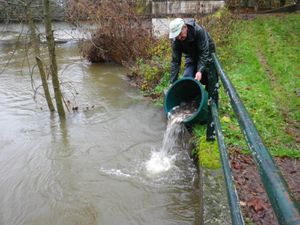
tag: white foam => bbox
[146,151,175,174]
[145,103,193,175]
[99,168,131,178]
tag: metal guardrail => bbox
[211,101,245,225]
[211,53,300,225]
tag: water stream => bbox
[146,118,191,175]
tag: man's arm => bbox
[195,26,210,75]
[170,41,182,84]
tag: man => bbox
[169,18,218,141]
[169,18,216,86]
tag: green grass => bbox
[216,13,300,158]
[193,124,221,169]
[133,12,300,163]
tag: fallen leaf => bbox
[247,197,268,212]
[240,201,247,206]
[232,161,243,170]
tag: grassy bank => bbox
[215,13,300,160]
[133,12,300,167]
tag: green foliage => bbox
[196,7,237,48]
[72,0,154,65]
[193,125,221,169]
[136,59,162,82]
[130,37,172,95]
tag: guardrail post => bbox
[212,53,300,225]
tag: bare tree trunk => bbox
[43,0,65,120]
[25,2,55,112]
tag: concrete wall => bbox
[152,0,225,15]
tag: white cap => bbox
[169,18,185,39]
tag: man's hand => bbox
[195,72,202,81]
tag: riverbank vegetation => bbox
[68,0,154,65]
[215,13,299,158]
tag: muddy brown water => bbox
[0,23,200,225]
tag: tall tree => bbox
[25,1,55,112]
[44,0,66,120]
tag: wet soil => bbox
[230,148,300,225]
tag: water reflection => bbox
[48,117,72,159]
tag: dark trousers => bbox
[183,63,209,87]
[183,62,219,141]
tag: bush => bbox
[68,0,154,65]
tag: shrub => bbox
[68,0,154,65]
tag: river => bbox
[0,23,200,225]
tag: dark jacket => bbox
[170,19,215,84]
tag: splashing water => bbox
[145,150,175,174]
[146,122,184,174]
[146,101,197,174]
